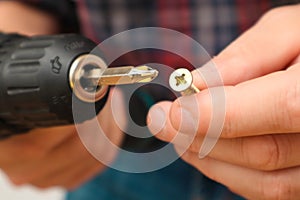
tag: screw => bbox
[169,68,200,96]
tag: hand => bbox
[0,89,124,190]
[0,1,59,35]
[0,2,124,190]
[148,5,300,200]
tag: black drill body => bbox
[0,33,108,139]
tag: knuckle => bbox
[241,136,284,171]
[221,87,239,138]
[260,173,292,200]
[260,6,290,23]
[215,42,253,73]
[283,79,300,130]
[259,4,300,34]
[262,7,281,19]
[222,116,236,138]
[258,136,282,170]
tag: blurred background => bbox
[0,170,64,200]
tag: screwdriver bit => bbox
[0,33,159,138]
[83,65,159,86]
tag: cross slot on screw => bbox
[169,68,200,96]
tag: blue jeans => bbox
[67,158,244,200]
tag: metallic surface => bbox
[70,54,158,103]
[82,65,158,85]
[69,54,109,103]
[169,68,200,96]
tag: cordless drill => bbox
[0,33,158,139]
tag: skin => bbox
[0,2,124,190]
[0,1,59,35]
[1,1,300,199]
[148,4,300,200]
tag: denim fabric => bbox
[67,159,245,200]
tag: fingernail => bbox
[147,106,166,135]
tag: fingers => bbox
[149,99,300,171]
[0,87,125,189]
[148,63,300,173]
[27,88,126,189]
[147,5,300,200]
[179,152,300,200]
[173,133,300,171]
[192,5,300,89]
[0,126,75,165]
[5,133,104,189]
[0,1,60,35]
[31,154,101,190]
[147,101,176,142]
[166,63,300,138]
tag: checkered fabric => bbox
[12,1,300,199]
[20,0,298,67]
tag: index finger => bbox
[193,5,300,89]
[169,63,300,139]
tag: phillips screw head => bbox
[169,68,200,96]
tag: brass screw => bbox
[169,68,200,96]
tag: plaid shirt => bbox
[23,0,298,68]
[16,0,299,199]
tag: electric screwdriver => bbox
[0,33,158,139]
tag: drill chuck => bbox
[69,54,108,103]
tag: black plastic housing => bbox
[0,33,108,138]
